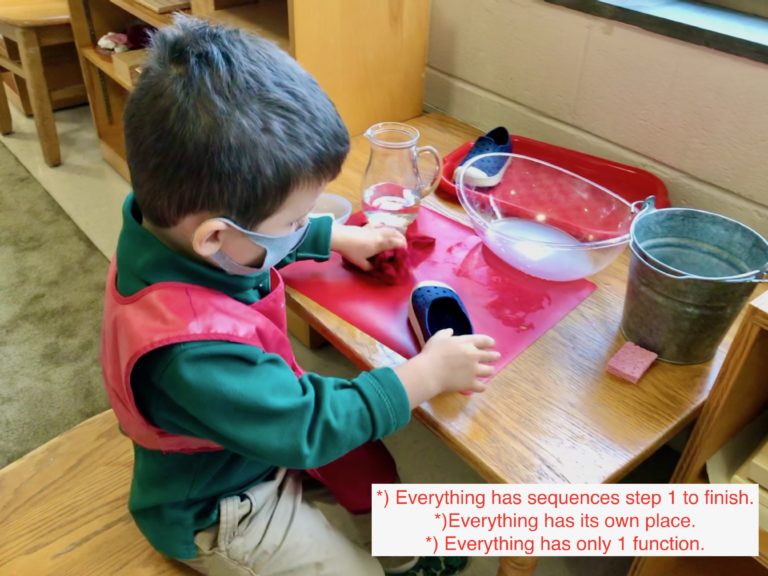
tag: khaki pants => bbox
[180,468,384,576]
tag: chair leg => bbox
[16,28,60,166]
[0,73,12,135]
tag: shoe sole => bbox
[408,280,455,350]
[454,156,512,188]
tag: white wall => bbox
[425,0,768,236]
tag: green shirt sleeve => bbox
[133,340,410,468]
[278,215,333,267]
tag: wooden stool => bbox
[0,411,195,575]
[0,1,86,167]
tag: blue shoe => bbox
[408,281,473,348]
[385,556,469,575]
[455,126,512,187]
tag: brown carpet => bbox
[0,140,110,468]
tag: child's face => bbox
[219,183,325,268]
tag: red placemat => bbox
[282,207,596,373]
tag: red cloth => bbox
[342,218,436,285]
[127,23,157,49]
[307,441,397,514]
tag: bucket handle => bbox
[631,196,656,215]
[629,241,768,283]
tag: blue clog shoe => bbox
[454,126,512,187]
[408,281,474,348]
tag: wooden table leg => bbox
[0,74,12,135]
[497,556,539,576]
[16,28,60,166]
[287,306,327,349]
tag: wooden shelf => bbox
[99,135,130,181]
[760,529,768,569]
[69,0,431,181]
[630,290,768,576]
[81,47,133,91]
[109,0,185,28]
[205,1,289,53]
[77,44,131,179]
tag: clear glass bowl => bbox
[456,153,642,281]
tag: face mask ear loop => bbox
[209,249,264,276]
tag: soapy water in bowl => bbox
[483,217,618,281]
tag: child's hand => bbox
[331,224,406,271]
[421,329,500,394]
[394,329,500,407]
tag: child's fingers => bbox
[476,364,495,378]
[456,334,496,349]
[431,328,454,341]
[354,257,373,272]
[377,229,407,250]
[477,350,502,363]
[470,379,488,393]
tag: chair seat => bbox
[0,411,193,575]
[0,0,70,28]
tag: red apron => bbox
[101,259,396,512]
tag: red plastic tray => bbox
[438,136,670,208]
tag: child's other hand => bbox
[422,329,499,394]
[394,329,500,407]
[331,224,406,271]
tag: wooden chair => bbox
[0,410,195,575]
[0,0,86,167]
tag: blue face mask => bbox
[210,217,310,276]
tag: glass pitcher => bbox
[361,122,443,231]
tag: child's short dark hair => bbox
[124,16,350,228]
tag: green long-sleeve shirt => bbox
[114,194,410,559]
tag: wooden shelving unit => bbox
[629,290,768,576]
[206,2,289,52]
[80,47,132,90]
[109,0,182,28]
[66,0,432,182]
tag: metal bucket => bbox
[621,208,768,364]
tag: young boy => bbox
[101,16,499,576]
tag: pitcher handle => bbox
[416,145,443,197]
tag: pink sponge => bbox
[607,342,658,384]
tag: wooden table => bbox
[0,0,86,167]
[287,112,766,576]
[0,112,758,576]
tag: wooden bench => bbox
[0,410,195,575]
[0,0,87,166]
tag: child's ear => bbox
[191,219,229,258]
